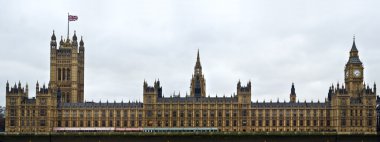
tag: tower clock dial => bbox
[345,71,349,78]
[353,69,361,77]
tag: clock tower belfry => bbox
[344,37,364,97]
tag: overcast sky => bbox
[1,0,380,106]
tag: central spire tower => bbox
[190,49,206,98]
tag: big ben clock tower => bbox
[344,37,364,98]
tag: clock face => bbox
[353,69,361,77]
[345,71,349,78]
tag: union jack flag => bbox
[68,15,78,21]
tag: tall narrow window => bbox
[58,68,61,80]
[67,92,70,102]
[67,68,70,80]
[62,68,66,80]
[62,92,66,103]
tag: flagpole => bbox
[67,12,69,39]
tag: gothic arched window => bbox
[62,68,66,81]
[67,92,70,102]
[67,68,71,80]
[58,68,61,81]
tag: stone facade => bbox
[5,32,377,134]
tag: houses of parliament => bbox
[4,30,379,134]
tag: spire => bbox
[73,30,77,41]
[348,35,362,64]
[6,80,9,92]
[351,35,358,52]
[196,49,201,67]
[26,83,28,93]
[80,36,84,46]
[197,49,200,61]
[60,36,64,45]
[36,81,39,93]
[290,82,296,96]
[374,82,377,93]
[194,49,202,75]
[290,82,296,103]
[51,30,56,40]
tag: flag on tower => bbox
[67,14,78,38]
[68,15,78,21]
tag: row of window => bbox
[57,120,142,127]
[146,104,327,109]
[9,119,45,127]
[341,119,373,127]
[9,119,374,128]
[58,109,332,118]
[57,68,71,81]
[14,109,47,117]
[340,109,373,117]
[53,119,334,128]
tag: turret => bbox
[17,81,21,90]
[154,79,163,98]
[6,81,28,97]
[72,30,78,48]
[143,80,148,89]
[6,80,9,94]
[237,81,251,104]
[79,36,84,53]
[36,82,49,95]
[72,31,77,41]
[237,81,251,93]
[143,81,161,104]
[36,81,39,94]
[290,83,297,103]
[59,36,64,46]
[50,30,57,48]
[328,86,332,101]
[25,83,28,94]
[374,82,377,94]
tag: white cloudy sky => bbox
[1,0,380,106]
